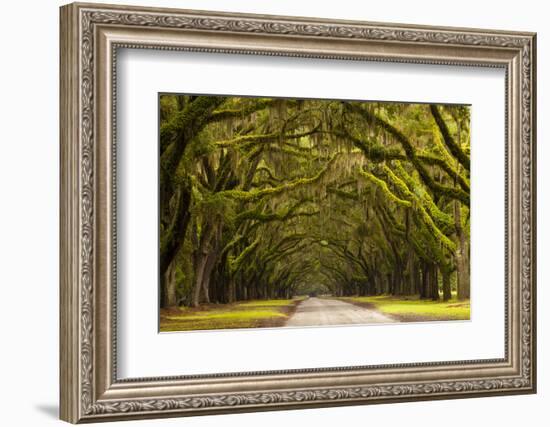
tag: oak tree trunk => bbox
[161,261,177,308]
[454,201,470,299]
[442,269,452,301]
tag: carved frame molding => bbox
[60,2,536,423]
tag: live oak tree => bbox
[159,95,470,309]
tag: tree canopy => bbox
[159,95,470,308]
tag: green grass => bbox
[164,309,287,322]
[237,299,297,308]
[160,298,300,332]
[342,295,470,322]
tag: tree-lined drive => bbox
[158,94,470,332]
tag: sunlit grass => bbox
[160,298,300,332]
[342,295,470,321]
[164,309,287,322]
[237,299,295,308]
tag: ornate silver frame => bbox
[60,2,536,423]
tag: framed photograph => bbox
[60,2,536,423]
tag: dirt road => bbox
[285,297,397,327]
